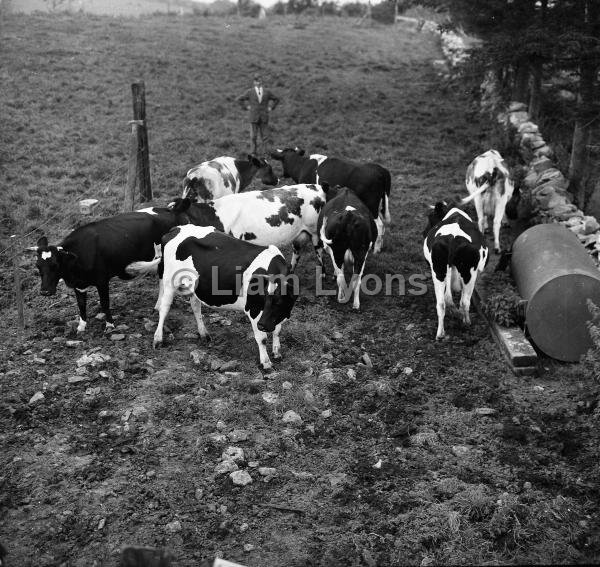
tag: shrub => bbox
[581,300,600,384]
[483,289,524,328]
[371,0,396,24]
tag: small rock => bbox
[219,360,240,372]
[346,368,356,381]
[321,409,332,419]
[403,367,413,375]
[165,520,182,533]
[85,387,101,396]
[258,467,277,477]
[360,353,373,367]
[281,381,293,390]
[248,461,259,468]
[144,321,155,332]
[230,470,253,486]
[215,461,239,475]
[333,331,343,340]
[303,390,315,404]
[523,481,532,490]
[229,429,249,442]
[67,375,90,384]
[110,333,126,342]
[328,472,348,486]
[65,341,83,348]
[222,447,245,463]
[319,369,335,382]
[33,357,46,364]
[207,433,227,444]
[282,410,302,425]
[475,407,497,416]
[262,392,279,404]
[239,522,249,533]
[29,391,45,404]
[190,349,205,365]
[452,445,470,457]
[243,543,255,552]
[97,517,106,530]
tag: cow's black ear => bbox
[270,150,282,160]
[321,181,330,193]
[37,236,48,248]
[297,148,305,156]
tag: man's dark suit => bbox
[237,85,280,155]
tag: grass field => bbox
[1,10,599,567]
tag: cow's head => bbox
[257,273,299,333]
[247,154,278,187]
[322,183,346,202]
[270,147,306,180]
[27,236,76,296]
[422,201,449,238]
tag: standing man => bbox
[236,74,280,156]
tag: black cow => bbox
[132,224,298,372]
[271,147,391,252]
[423,202,488,340]
[318,186,378,310]
[28,203,191,333]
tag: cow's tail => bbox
[343,249,354,272]
[125,257,161,277]
[461,183,489,205]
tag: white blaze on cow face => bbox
[136,207,158,215]
[345,206,356,212]
[41,251,52,260]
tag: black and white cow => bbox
[422,202,488,340]
[461,149,514,254]
[174,184,327,272]
[271,147,391,252]
[27,204,190,333]
[318,186,378,310]
[182,154,278,202]
[132,225,298,372]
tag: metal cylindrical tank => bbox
[511,223,600,362]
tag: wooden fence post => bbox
[124,120,143,211]
[131,81,152,203]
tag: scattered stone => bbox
[165,520,182,533]
[230,470,253,486]
[282,410,302,425]
[303,390,315,404]
[222,447,245,463]
[215,461,239,475]
[523,481,532,490]
[33,357,46,364]
[67,375,90,384]
[262,392,278,404]
[65,340,83,348]
[243,543,255,552]
[109,334,126,342]
[190,349,205,365]
[409,431,439,447]
[219,360,240,372]
[207,433,228,444]
[239,523,249,533]
[97,517,106,530]
[321,409,332,419]
[76,352,111,367]
[452,445,470,457]
[583,216,600,234]
[281,381,293,390]
[475,407,497,416]
[403,367,413,376]
[319,369,335,382]
[195,488,204,500]
[333,331,343,340]
[258,467,277,477]
[29,391,45,404]
[372,459,382,469]
[360,353,373,367]
[328,472,348,486]
[248,461,259,468]
[229,429,249,442]
[346,368,356,381]
[144,321,155,332]
[85,387,101,397]
[216,420,227,431]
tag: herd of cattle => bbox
[28,148,514,369]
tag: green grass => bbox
[1,10,599,567]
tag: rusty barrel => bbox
[511,223,600,362]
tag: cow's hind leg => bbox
[189,294,211,343]
[153,284,175,348]
[248,314,273,372]
[433,276,447,340]
[272,323,283,362]
[96,280,115,332]
[492,201,504,254]
[459,271,478,326]
[74,288,88,333]
[351,247,371,310]
[373,215,385,254]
